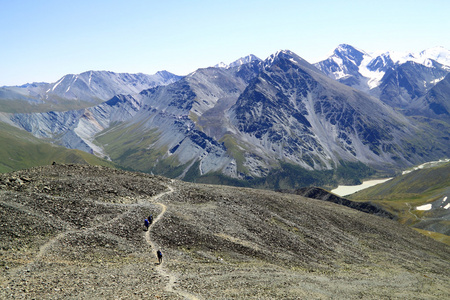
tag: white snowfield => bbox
[416,204,433,211]
[402,159,450,175]
[416,197,449,211]
[331,178,392,197]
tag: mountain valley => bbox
[349,161,450,244]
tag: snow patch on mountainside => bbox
[316,45,450,90]
[214,54,262,69]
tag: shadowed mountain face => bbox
[229,51,426,174]
[407,73,450,121]
[377,61,449,109]
[1,164,449,298]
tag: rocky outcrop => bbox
[290,186,394,219]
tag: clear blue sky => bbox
[1,0,449,86]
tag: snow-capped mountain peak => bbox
[262,49,301,69]
[315,45,450,91]
[365,47,450,68]
[418,46,450,67]
[214,62,229,69]
[334,44,367,58]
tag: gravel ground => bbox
[1,164,449,299]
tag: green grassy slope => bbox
[349,162,449,202]
[349,162,450,244]
[0,98,100,113]
[0,122,115,173]
[94,122,171,173]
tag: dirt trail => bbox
[145,184,200,300]
[406,203,422,221]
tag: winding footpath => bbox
[145,184,200,300]
[4,182,199,299]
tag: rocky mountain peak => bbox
[333,44,366,65]
[315,44,450,106]
[262,49,301,69]
[366,53,395,72]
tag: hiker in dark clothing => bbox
[148,214,153,225]
[144,219,149,230]
[157,250,163,264]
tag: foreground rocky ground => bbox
[1,164,449,299]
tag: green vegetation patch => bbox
[94,122,166,173]
[220,134,249,174]
[349,162,450,201]
[413,228,450,246]
[0,122,114,173]
[348,162,450,244]
[152,157,194,179]
[332,160,375,185]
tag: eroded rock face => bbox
[1,164,449,299]
[0,71,182,105]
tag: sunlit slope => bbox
[349,162,450,244]
[349,162,449,201]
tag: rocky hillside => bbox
[1,164,449,299]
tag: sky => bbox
[1,0,449,86]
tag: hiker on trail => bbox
[148,214,153,225]
[157,250,163,264]
[144,219,149,230]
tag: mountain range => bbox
[1,45,449,188]
[314,44,450,114]
[0,70,182,113]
